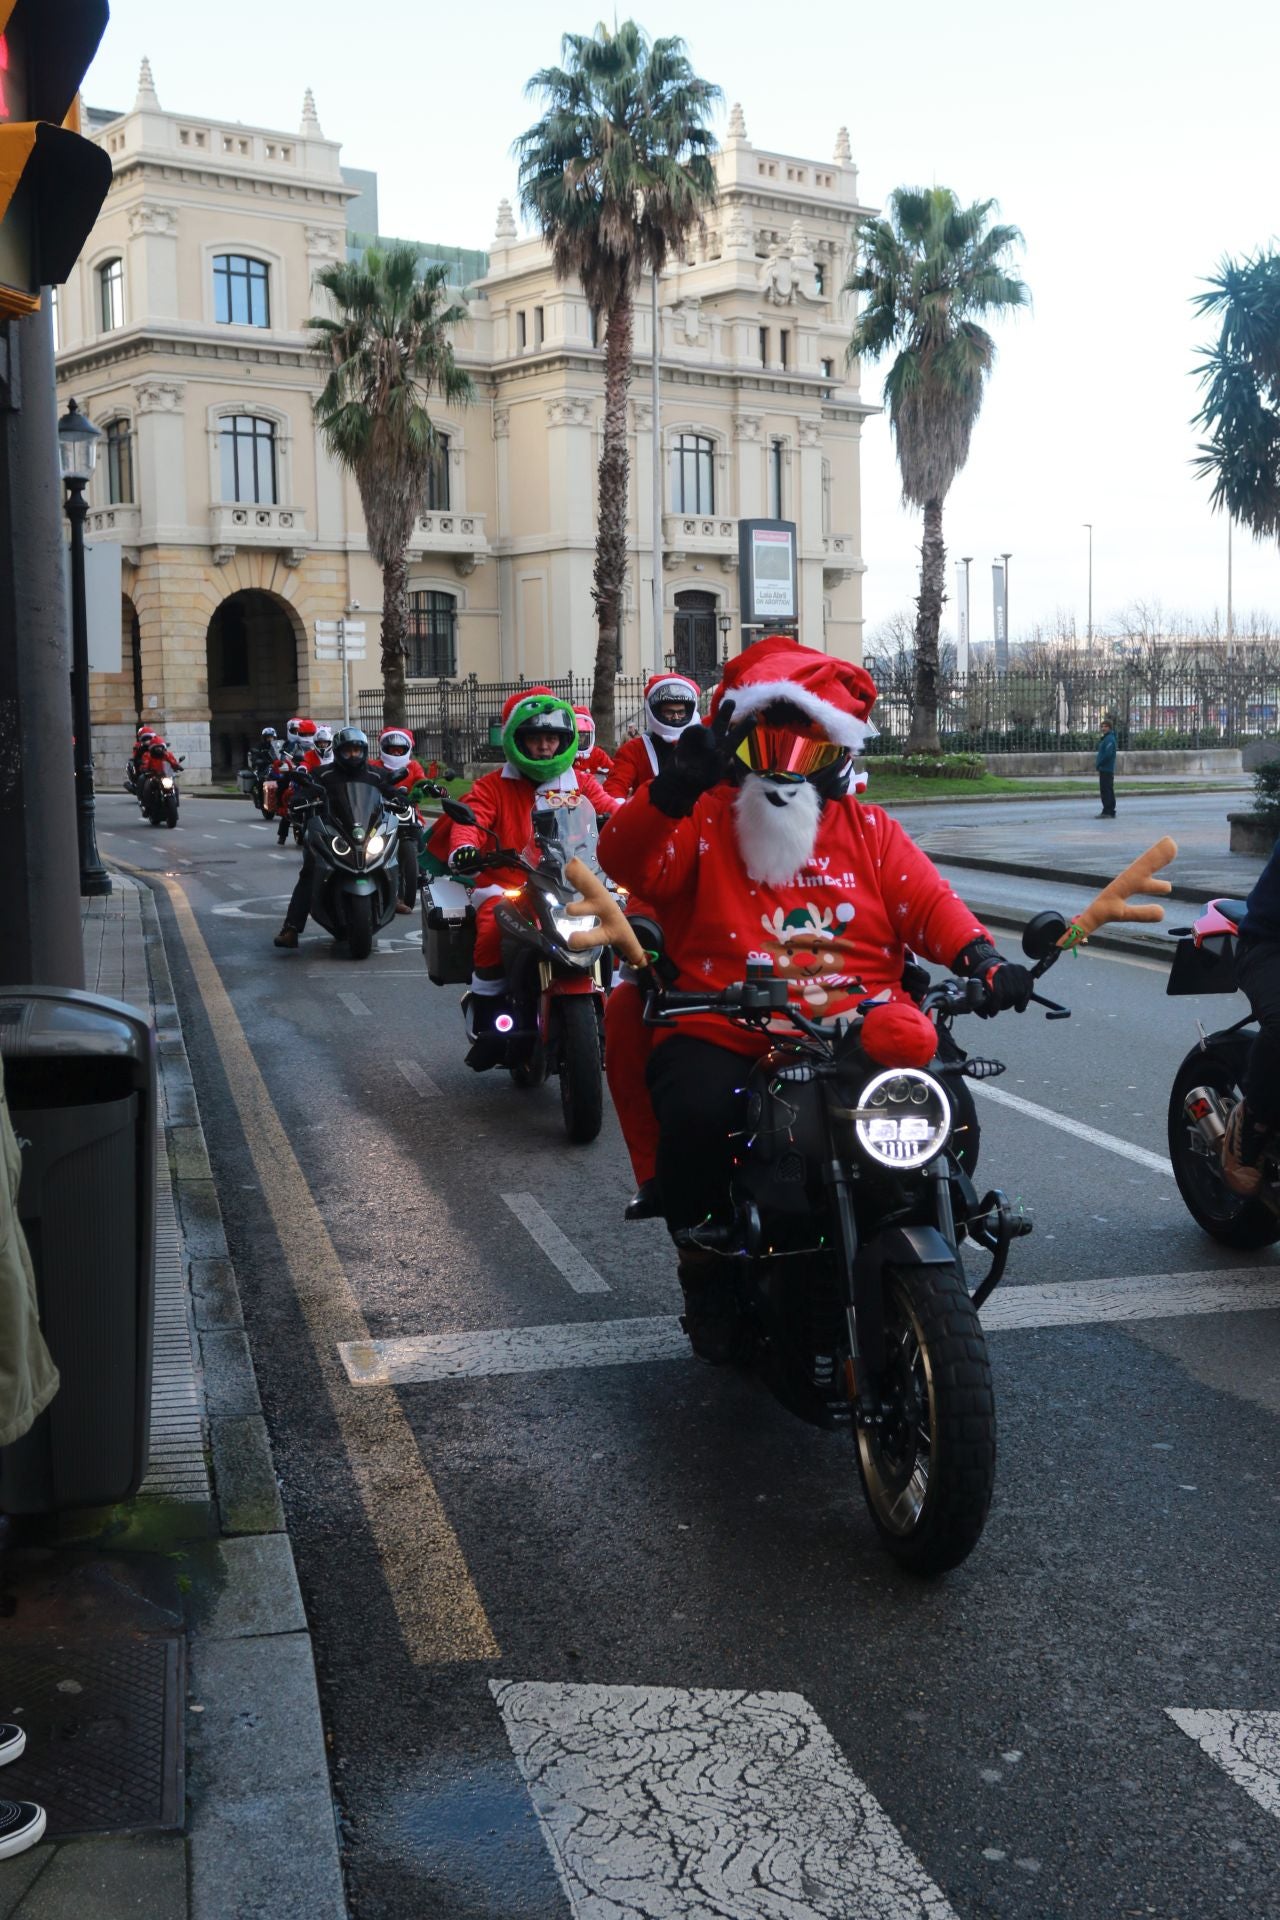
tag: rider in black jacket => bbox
[273,728,404,949]
[1223,846,1280,1194]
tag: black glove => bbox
[952,937,1033,1018]
[450,844,481,875]
[649,725,726,819]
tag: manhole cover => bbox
[0,1636,184,1834]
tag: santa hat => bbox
[708,636,877,751]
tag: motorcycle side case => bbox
[422,875,475,986]
[1167,934,1238,996]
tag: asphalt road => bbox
[101,789,1280,1920]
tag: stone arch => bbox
[205,585,304,779]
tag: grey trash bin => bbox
[0,988,156,1513]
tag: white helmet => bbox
[643,673,700,744]
[379,727,413,776]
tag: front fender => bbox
[865,1223,956,1268]
[339,877,379,896]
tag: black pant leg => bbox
[647,1035,751,1233]
[1099,771,1116,815]
[1234,936,1280,1126]
[285,849,316,931]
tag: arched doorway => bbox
[206,590,300,779]
[673,589,719,686]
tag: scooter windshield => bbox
[326,779,385,835]
[523,795,600,879]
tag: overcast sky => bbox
[87,0,1280,646]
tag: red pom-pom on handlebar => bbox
[860,999,937,1068]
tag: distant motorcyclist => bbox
[140,734,182,780]
[442,690,617,1036]
[372,727,429,914]
[572,706,614,780]
[274,719,318,841]
[604,672,701,799]
[125,725,157,793]
[274,728,406,949]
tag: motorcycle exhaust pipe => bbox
[1184,1085,1229,1147]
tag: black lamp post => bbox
[58,398,111,897]
[718,610,733,666]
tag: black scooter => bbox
[292,778,409,959]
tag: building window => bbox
[769,439,785,521]
[426,433,450,511]
[758,326,769,367]
[589,307,601,347]
[534,306,544,346]
[820,357,835,381]
[779,329,790,371]
[99,258,124,332]
[670,432,715,514]
[815,262,826,296]
[219,415,278,505]
[408,590,457,677]
[213,254,271,327]
[516,311,527,350]
[105,418,134,504]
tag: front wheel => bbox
[1167,1049,1280,1249]
[855,1262,996,1576]
[164,793,179,827]
[557,996,603,1143]
[345,894,374,960]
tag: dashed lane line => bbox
[973,1080,1173,1175]
[112,857,497,1666]
[337,991,371,1018]
[494,1681,960,1920]
[338,1266,1280,1385]
[501,1192,611,1296]
[397,1060,443,1100]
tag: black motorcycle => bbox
[422,796,612,1142]
[292,777,409,959]
[1166,895,1280,1249]
[139,762,182,828]
[638,912,1071,1575]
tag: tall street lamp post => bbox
[58,399,111,898]
[1083,522,1093,656]
[718,610,733,668]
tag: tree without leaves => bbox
[846,187,1027,752]
[516,21,719,745]
[309,245,474,729]
[1192,250,1280,543]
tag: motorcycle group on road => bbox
[147,633,1280,1576]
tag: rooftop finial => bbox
[727,102,748,142]
[492,197,518,246]
[300,88,323,136]
[834,126,852,164]
[135,56,159,109]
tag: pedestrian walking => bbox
[1096,715,1118,818]
[0,1072,56,1859]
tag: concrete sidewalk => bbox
[0,882,345,1919]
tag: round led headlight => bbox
[853,1066,952,1170]
[331,835,351,857]
[366,831,386,859]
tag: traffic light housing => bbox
[0,1,111,319]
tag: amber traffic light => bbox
[0,1,111,318]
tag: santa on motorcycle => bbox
[597,635,1033,1336]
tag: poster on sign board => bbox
[737,518,798,626]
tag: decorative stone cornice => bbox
[545,397,591,428]
[128,203,178,239]
[134,378,186,413]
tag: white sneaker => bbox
[0,1725,24,1767]
[0,1798,45,1859]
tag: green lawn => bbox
[860,773,1242,804]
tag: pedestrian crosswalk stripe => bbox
[502,1192,610,1295]
[338,1266,1280,1385]
[1166,1711,1280,1822]
[492,1681,960,1919]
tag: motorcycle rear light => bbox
[1186,1096,1212,1121]
[494,1013,515,1033]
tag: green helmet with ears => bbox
[501,692,579,781]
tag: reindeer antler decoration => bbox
[562,859,648,969]
[1057,836,1178,949]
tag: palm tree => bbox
[309,244,474,729]
[1192,250,1280,544]
[517,22,719,743]
[847,188,1027,752]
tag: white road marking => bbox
[492,1681,959,1920]
[397,1060,442,1099]
[235,841,255,849]
[502,1192,610,1295]
[337,991,371,1018]
[1166,1711,1280,1821]
[973,1081,1173,1175]
[339,1266,1280,1386]
[201,833,218,839]
[218,817,240,824]
[223,880,246,893]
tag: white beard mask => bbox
[733,774,822,886]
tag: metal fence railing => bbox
[358,673,675,765]
[860,659,1280,754]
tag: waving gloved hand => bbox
[649,714,730,820]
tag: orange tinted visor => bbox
[734,725,846,779]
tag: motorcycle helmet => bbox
[333,726,370,773]
[501,690,578,782]
[136,723,155,740]
[643,673,700,743]
[379,727,413,776]
[261,726,279,743]
[572,706,596,759]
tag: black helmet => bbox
[333,726,369,771]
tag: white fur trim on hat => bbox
[719,679,877,750]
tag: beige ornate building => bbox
[56,67,875,779]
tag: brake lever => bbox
[1029,989,1071,1019]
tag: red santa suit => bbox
[372,756,428,794]
[604,732,663,799]
[446,763,617,971]
[141,740,181,777]
[572,706,614,780]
